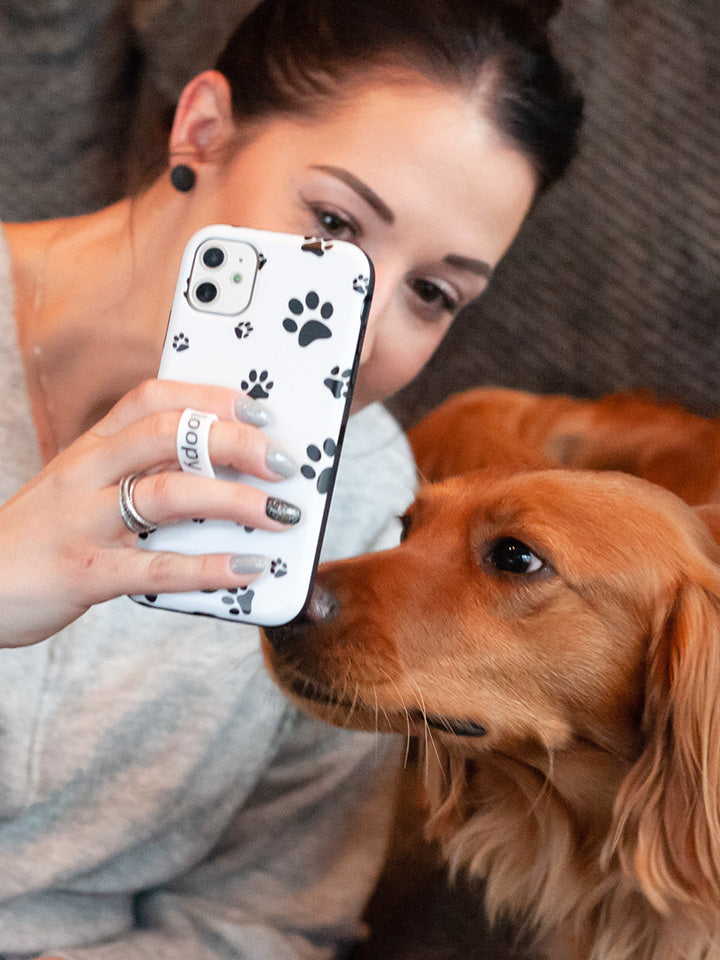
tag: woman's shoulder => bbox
[0,222,12,311]
[342,402,412,462]
[339,402,417,498]
[322,403,418,561]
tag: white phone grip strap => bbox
[176,409,218,478]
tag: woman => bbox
[0,0,582,957]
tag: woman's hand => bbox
[2,379,299,648]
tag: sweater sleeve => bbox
[49,714,403,960]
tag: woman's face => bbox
[204,76,537,409]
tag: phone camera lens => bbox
[195,281,218,304]
[202,246,225,269]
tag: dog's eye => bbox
[398,513,413,542]
[487,537,543,575]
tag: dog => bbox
[408,387,720,507]
[263,467,720,960]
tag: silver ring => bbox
[118,474,157,535]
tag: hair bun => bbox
[507,0,563,29]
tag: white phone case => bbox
[132,225,373,626]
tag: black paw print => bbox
[324,366,352,399]
[241,369,274,399]
[301,438,337,494]
[234,321,254,340]
[221,587,254,616]
[353,275,369,295]
[283,292,334,347]
[270,558,288,578]
[301,237,334,257]
[173,332,189,352]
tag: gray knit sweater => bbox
[0,228,416,959]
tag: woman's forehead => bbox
[225,77,537,267]
[242,75,535,200]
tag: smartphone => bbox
[132,224,373,626]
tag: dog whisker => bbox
[371,686,380,737]
[408,675,444,782]
[379,670,416,768]
[347,681,362,727]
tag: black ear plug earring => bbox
[170,163,196,193]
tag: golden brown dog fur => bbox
[409,387,720,507]
[263,467,720,960]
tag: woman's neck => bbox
[6,179,198,457]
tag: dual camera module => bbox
[194,246,228,303]
[187,238,259,316]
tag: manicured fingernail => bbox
[236,397,270,427]
[266,496,301,525]
[266,444,299,479]
[230,554,269,576]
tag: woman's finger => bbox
[92,379,269,437]
[86,410,299,489]
[72,547,271,611]
[110,471,302,533]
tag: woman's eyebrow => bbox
[310,165,395,224]
[443,253,492,279]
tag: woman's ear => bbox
[169,70,236,164]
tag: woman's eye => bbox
[486,538,543,575]
[410,278,457,315]
[307,205,359,241]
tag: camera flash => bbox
[232,273,243,284]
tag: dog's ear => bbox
[607,573,720,917]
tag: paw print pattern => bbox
[241,369,274,399]
[270,558,288,578]
[234,321,254,340]
[301,438,337,494]
[353,275,370,295]
[172,332,189,352]
[283,292,334,347]
[324,366,352,399]
[301,237,334,257]
[221,587,254,616]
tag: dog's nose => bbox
[304,580,339,623]
[263,580,339,652]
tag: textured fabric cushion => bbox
[0,0,260,220]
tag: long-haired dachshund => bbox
[264,467,720,960]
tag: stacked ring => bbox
[118,474,157,535]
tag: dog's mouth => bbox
[288,675,487,738]
[288,674,353,709]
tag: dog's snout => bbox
[263,580,339,653]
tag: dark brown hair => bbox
[216,0,583,193]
